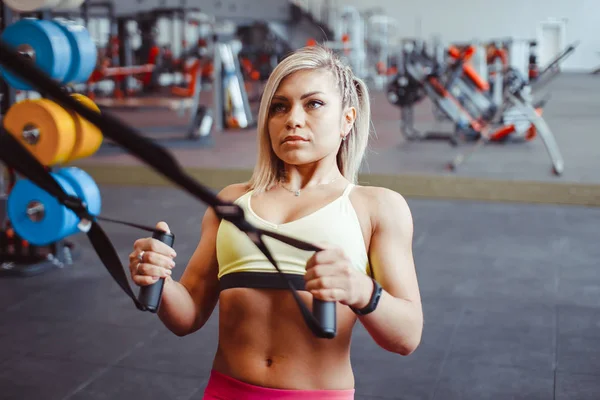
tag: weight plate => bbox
[7,173,80,246]
[2,99,77,166]
[64,94,103,162]
[0,19,72,90]
[386,73,426,107]
[56,167,102,217]
[52,20,97,84]
[3,0,61,12]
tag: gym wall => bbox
[309,0,597,72]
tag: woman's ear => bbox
[342,106,357,137]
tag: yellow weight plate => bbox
[65,94,103,162]
[2,99,76,166]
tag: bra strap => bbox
[238,189,253,206]
[342,183,355,197]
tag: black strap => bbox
[219,272,308,291]
[0,37,332,338]
[0,128,151,311]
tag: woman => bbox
[129,45,423,399]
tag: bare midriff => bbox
[211,288,359,390]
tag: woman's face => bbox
[267,69,355,167]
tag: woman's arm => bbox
[304,187,423,355]
[157,206,221,336]
[355,187,423,355]
[157,183,248,336]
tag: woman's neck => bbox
[280,166,344,190]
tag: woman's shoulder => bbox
[351,184,412,224]
[352,184,407,203]
[217,182,252,202]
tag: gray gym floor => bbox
[1,184,599,400]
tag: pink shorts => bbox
[202,369,355,400]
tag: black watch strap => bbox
[350,278,383,316]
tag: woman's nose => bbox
[285,105,305,129]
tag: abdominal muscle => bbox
[211,288,359,390]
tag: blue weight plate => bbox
[7,174,80,246]
[0,19,72,91]
[52,20,97,84]
[56,167,102,216]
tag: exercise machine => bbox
[387,38,575,175]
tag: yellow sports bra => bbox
[215,183,372,291]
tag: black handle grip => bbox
[138,230,175,313]
[313,299,336,339]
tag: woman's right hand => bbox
[129,221,177,287]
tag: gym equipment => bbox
[315,5,400,85]
[3,0,61,13]
[86,9,221,147]
[2,94,102,166]
[93,39,248,147]
[236,21,291,84]
[216,42,253,130]
[446,63,564,174]
[527,41,539,81]
[138,230,175,312]
[0,19,97,90]
[387,38,569,175]
[530,41,579,92]
[396,42,485,143]
[53,19,97,84]
[3,0,84,12]
[91,65,214,148]
[503,91,564,175]
[386,52,427,141]
[0,35,338,340]
[0,162,96,278]
[365,13,398,89]
[7,167,101,246]
[386,68,426,108]
[0,19,73,90]
[55,167,102,216]
[65,94,103,162]
[446,46,497,122]
[55,0,85,10]
[326,6,367,79]
[0,9,97,277]
[2,98,77,166]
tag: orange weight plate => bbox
[2,99,76,166]
[65,94,103,162]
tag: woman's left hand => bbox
[304,243,374,309]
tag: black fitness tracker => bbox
[350,278,383,316]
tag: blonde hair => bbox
[247,45,371,194]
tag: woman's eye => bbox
[270,100,323,114]
[307,100,324,109]
[270,103,287,113]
